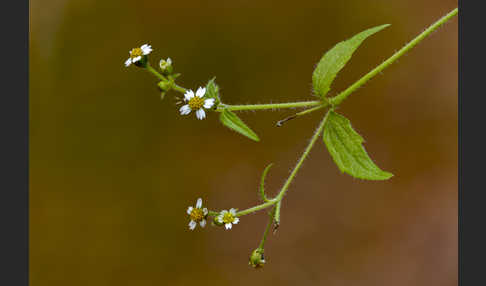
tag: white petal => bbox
[196,109,206,120]
[143,47,152,55]
[195,87,206,98]
[203,208,208,215]
[217,215,224,223]
[200,219,206,228]
[141,44,152,55]
[179,105,191,115]
[229,208,237,215]
[124,58,132,67]
[133,56,141,63]
[189,220,197,230]
[187,206,193,215]
[233,217,240,224]
[221,210,228,215]
[167,58,172,64]
[204,98,215,109]
[184,90,195,101]
[225,223,232,230]
[196,198,202,208]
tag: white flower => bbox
[179,87,215,120]
[125,44,153,67]
[216,208,240,230]
[186,198,208,230]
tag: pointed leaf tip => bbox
[312,24,390,98]
[219,109,260,142]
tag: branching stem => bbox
[142,8,458,224]
[330,8,458,106]
[277,103,328,126]
[236,111,330,217]
[146,64,167,81]
[234,7,458,218]
[258,208,275,249]
[172,83,186,93]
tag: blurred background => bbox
[30,0,457,285]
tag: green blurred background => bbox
[30,0,457,285]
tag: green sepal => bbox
[205,77,221,107]
[134,55,148,68]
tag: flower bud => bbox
[249,248,265,268]
[159,58,173,75]
[212,216,224,227]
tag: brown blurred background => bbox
[30,0,457,285]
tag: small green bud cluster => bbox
[156,58,178,99]
[249,248,266,268]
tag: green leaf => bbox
[219,109,260,142]
[312,24,390,98]
[323,110,393,180]
[205,77,221,106]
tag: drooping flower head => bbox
[179,87,215,120]
[125,44,152,67]
[216,208,240,230]
[186,198,208,230]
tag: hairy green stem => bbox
[330,8,458,106]
[218,101,323,112]
[274,201,281,229]
[172,83,187,93]
[295,103,328,117]
[236,199,277,217]
[258,208,275,249]
[236,111,330,217]
[146,64,167,81]
[274,111,330,201]
[146,65,188,93]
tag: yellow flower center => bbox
[222,212,235,224]
[130,48,143,59]
[190,208,204,222]
[188,96,205,110]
